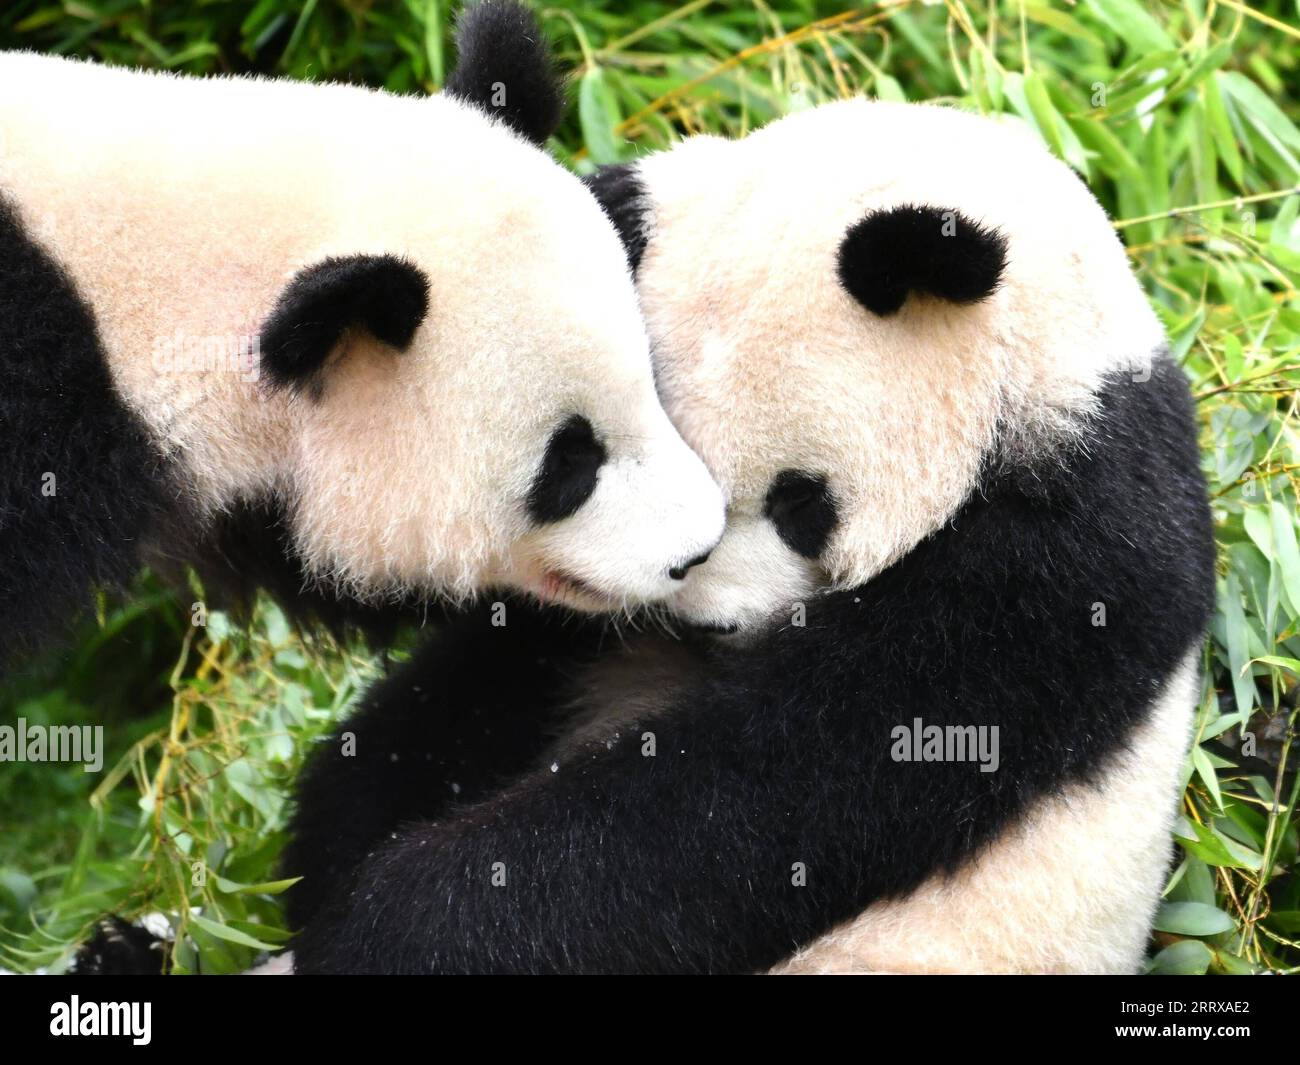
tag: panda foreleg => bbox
[287,660,868,975]
[282,599,604,931]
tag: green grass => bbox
[1,0,1297,974]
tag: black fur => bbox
[259,254,429,394]
[837,204,1008,316]
[283,600,611,931]
[443,0,565,147]
[764,469,837,559]
[72,917,168,975]
[584,164,650,273]
[288,355,1215,973]
[0,196,173,672]
[525,414,607,524]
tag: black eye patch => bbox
[764,470,837,559]
[526,415,608,524]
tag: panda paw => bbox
[71,916,169,975]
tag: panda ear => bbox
[260,254,430,394]
[837,205,1007,317]
[584,163,649,273]
[443,0,564,147]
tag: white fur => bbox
[0,52,723,608]
[635,100,1164,630]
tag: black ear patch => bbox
[837,205,1007,317]
[444,0,564,147]
[584,164,650,274]
[260,254,429,393]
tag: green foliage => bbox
[2,587,384,973]
[1,0,1297,973]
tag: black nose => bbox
[668,551,712,581]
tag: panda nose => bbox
[668,550,712,581]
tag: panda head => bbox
[247,0,723,611]
[588,99,1165,632]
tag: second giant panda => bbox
[0,0,723,674]
[281,99,1215,974]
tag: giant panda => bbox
[284,98,1214,975]
[0,0,723,675]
